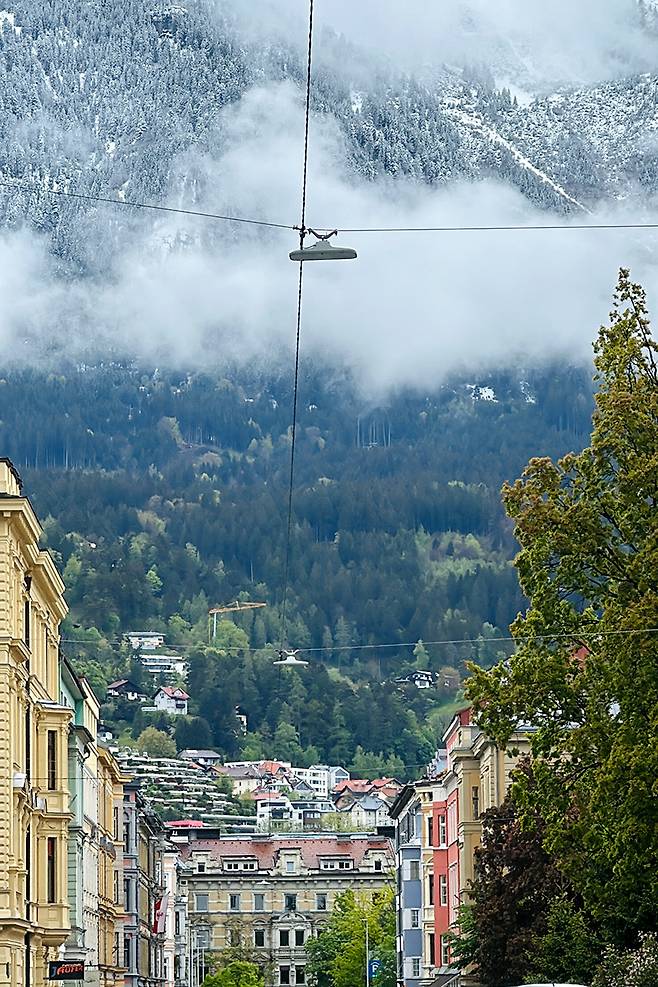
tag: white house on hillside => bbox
[153,686,189,716]
[180,750,224,768]
[294,764,350,797]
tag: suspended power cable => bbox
[0,178,294,230]
[60,625,658,654]
[329,221,658,234]
[4,178,658,237]
[278,0,315,651]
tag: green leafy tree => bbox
[466,271,658,940]
[528,897,600,986]
[449,774,595,987]
[135,726,177,758]
[202,961,263,987]
[174,716,214,751]
[306,888,395,987]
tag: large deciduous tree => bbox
[306,889,396,987]
[467,270,658,940]
[450,767,598,987]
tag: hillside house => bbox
[126,631,165,651]
[395,670,435,690]
[180,750,224,768]
[153,686,189,716]
[107,679,145,702]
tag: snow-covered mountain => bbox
[0,0,657,274]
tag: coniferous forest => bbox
[0,360,594,773]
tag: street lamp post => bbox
[365,915,370,987]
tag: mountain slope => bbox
[1,0,657,277]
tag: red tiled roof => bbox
[158,686,190,699]
[334,777,399,794]
[259,761,289,774]
[179,836,392,868]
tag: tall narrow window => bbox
[47,837,57,903]
[25,708,31,782]
[47,731,57,790]
[25,826,31,921]
[439,874,448,907]
[427,817,434,847]
[471,786,480,819]
[438,815,446,845]
[427,873,434,906]
[24,597,31,649]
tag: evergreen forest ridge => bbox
[3,362,593,772]
[0,0,657,771]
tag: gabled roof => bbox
[347,794,387,812]
[156,686,190,700]
[107,679,142,692]
[259,760,289,775]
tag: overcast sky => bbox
[232,0,656,89]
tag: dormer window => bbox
[223,858,258,872]
[319,858,353,871]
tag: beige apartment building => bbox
[0,458,70,987]
[179,832,394,987]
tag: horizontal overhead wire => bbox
[3,178,658,236]
[60,625,658,654]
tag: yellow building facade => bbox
[97,746,127,987]
[0,458,70,987]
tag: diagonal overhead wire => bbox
[0,177,294,230]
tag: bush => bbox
[593,933,658,987]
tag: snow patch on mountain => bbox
[0,10,21,34]
[466,384,497,402]
[444,101,587,211]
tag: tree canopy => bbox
[467,270,658,940]
[306,888,396,987]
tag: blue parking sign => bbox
[369,959,382,979]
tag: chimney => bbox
[0,458,22,496]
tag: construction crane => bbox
[208,601,266,641]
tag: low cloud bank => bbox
[1,85,656,393]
